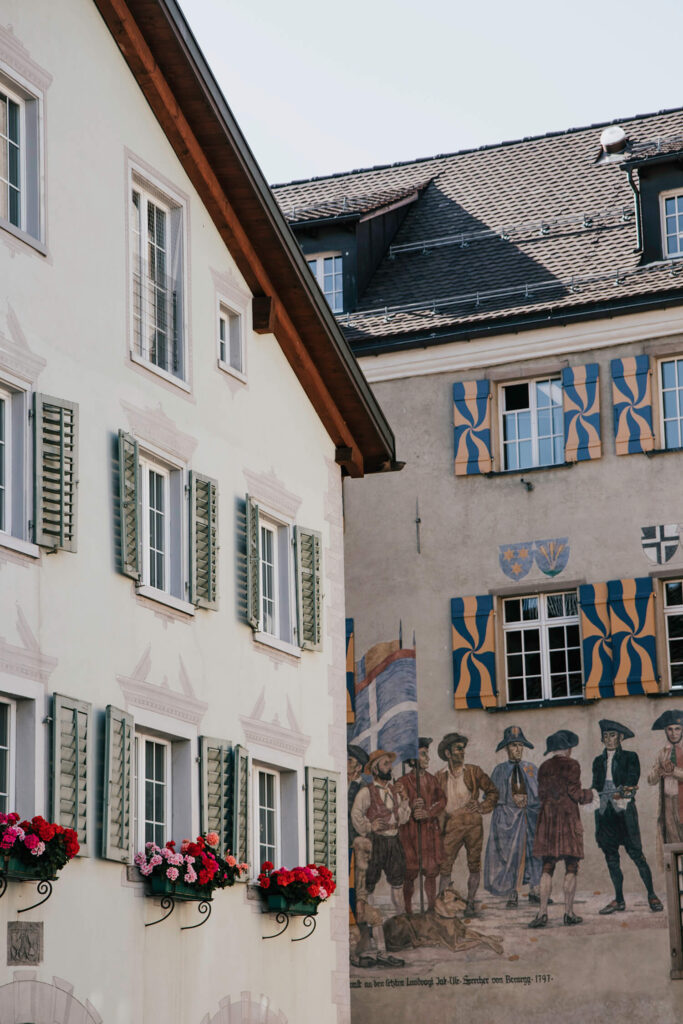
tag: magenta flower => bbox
[166,867,179,881]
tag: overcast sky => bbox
[180,0,683,186]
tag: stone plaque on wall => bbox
[7,921,43,965]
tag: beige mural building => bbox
[0,1,398,1022]
[275,111,683,1022]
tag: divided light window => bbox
[664,580,683,690]
[218,304,244,377]
[255,766,280,869]
[307,254,343,313]
[661,192,683,259]
[135,736,171,848]
[140,459,170,593]
[501,378,563,471]
[0,697,15,814]
[0,387,9,533]
[0,87,21,229]
[660,357,683,450]
[504,591,582,703]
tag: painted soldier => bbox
[347,744,369,845]
[529,730,593,928]
[394,737,446,913]
[592,719,663,914]
[648,709,683,847]
[484,725,542,908]
[436,732,498,917]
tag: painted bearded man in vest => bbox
[436,732,498,918]
[394,737,446,914]
[484,725,542,908]
[648,709,683,847]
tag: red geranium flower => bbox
[261,861,274,872]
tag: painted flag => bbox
[350,636,418,764]
[346,618,355,728]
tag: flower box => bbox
[265,892,317,916]
[149,873,212,902]
[2,854,56,882]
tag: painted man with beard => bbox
[648,709,683,847]
[394,737,446,913]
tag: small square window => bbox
[500,377,563,470]
[661,191,683,260]
[503,591,582,703]
[307,253,344,313]
[218,302,245,380]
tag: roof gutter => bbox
[626,168,643,253]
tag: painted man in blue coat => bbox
[591,719,663,915]
[484,726,542,908]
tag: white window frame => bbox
[0,384,11,536]
[253,764,281,871]
[0,696,16,814]
[255,509,296,650]
[503,591,582,704]
[0,375,37,559]
[217,301,246,383]
[499,376,564,471]
[135,733,172,851]
[127,165,188,390]
[660,189,683,261]
[664,579,683,691]
[139,456,171,596]
[307,252,344,313]
[0,62,45,251]
[658,355,683,451]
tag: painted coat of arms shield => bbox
[499,543,535,580]
[641,524,680,564]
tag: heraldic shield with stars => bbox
[499,538,570,579]
[641,524,680,564]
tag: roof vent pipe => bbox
[600,125,628,154]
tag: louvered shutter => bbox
[578,583,613,700]
[305,768,338,878]
[102,705,134,862]
[452,380,492,475]
[294,526,322,650]
[607,577,659,696]
[610,356,655,455]
[245,494,260,629]
[199,736,234,856]
[451,595,497,709]
[190,472,218,609]
[562,364,602,462]
[232,744,250,867]
[118,430,140,579]
[33,394,78,551]
[52,694,91,856]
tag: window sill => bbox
[129,352,191,394]
[136,584,195,616]
[486,461,575,478]
[644,446,683,458]
[487,695,597,712]
[253,631,301,659]
[0,219,48,257]
[217,358,247,385]
[0,533,40,559]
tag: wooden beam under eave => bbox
[252,295,275,335]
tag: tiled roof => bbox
[278,180,431,223]
[272,108,683,351]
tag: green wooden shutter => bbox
[190,473,218,609]
[199,736,234,855]
[52,694,91,856]
[246,494,260,630]
[33,394,78,551]
[295,526,322,650]
[305,768,338,877]
[102,705,134,862]
[118,430,140,579]
[232,744,250,867]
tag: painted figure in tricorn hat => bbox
[394,737,446,914]
[529,730,593,929]
[591,719,662,915]
[435,732,498,918]
[648,709,683,852]
[484,726,542,908]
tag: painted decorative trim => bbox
[116,647,207,726]
[0,974,102,1024]
[0,305,46,383]
[0,25,53,91]
[121,400,198,462]
[243,468,302,519]
[0,606,56,685]
[199,992,287,1024]
[239,687,310,757]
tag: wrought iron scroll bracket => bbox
[291,914,317,942]
[262,911,289,939]
[180,900,212,930]
[145,895,175,927]
[17,879,53,914]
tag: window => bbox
[664,580,683,690]
[140,458,171,594]
[501,378,563,470]
[0,87,21,229]
[504,591,582,703]
[660,357,683,449]
[255,766,280,868]
[0,697,15,814]
[135,735,171,849]
[0,386,10,534]
[218,303,245,379]
[661,191,683,259]
[0,73,42,244]
[129,179,185,382]
[258,515,292,642]
[307,253,343,312]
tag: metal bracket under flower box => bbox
[0,856,57,913]
[144,875,213,930]
[262,893,317,941]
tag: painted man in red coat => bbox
[529,729,594,929]
[394,737,446,914]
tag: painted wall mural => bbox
[499,539,570,579]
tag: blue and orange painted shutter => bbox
[578,583,613,699]
[562,364,602,462]
[607,577,658,696]
[451,595,497,709]
[453,380,492,475]
[346,618,355,726]
[610,356,655,455]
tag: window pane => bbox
[523,628,540,650]
[504,599,521,623]
[522,597,538,621]
[662,360,677,389]
[508,677,525,702]
[526,676,542,700]
[524,651,541,676]
[504,383,529,412]
[666,582,683,607]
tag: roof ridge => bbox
[270,105,683,190]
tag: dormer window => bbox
[660,190,683,258]
[307,253,343,312]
